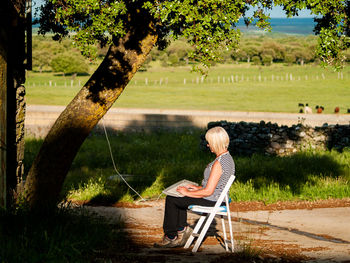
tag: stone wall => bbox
[203,121,350,156]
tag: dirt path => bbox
[26,105,350,137]
[85,199,350,263]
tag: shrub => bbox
[284,53,296,65]
[51,54,89,75]
[168,54,180,66]
[252,56,261,65]
[262,54,273,66]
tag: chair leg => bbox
[227,211,234,252]
[192,211,217,252]
[221,215,228,251]
[184,215,206,249]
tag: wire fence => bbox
[26,72,349,88]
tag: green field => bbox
[24,130,350,204]
[26,62,350,114]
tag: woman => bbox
[154,126,235,248]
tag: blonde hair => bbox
[205,126,229,154]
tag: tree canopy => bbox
[24,0,350,208]
[37,0,350,71]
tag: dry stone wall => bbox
[203,121,350,156]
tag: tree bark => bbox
[1,0,26,209]
[24,20,158,208]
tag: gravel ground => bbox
[85,198,350,263]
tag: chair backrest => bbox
[212,175,236,211]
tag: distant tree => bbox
[252,55,261,65]
[32,49,52,73]
[166,40,192,63]
[284,53,296,65]
[260,48,276,63]
[263,41,285,61]
[294,48,314,66]
[261,54,273,66]
[243,46,260,63]
[233,49,248,62]
[51,54,89,76]
[167,54,180,66]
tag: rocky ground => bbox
[85,198,350,263]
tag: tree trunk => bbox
[1,0,26,209]
[24,21,158,208]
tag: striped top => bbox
[202,152,235,202]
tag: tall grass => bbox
[24,129,350,204]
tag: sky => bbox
[32,1,313,19]
[260,6,313,18]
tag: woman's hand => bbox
[185,184,201,191]
[176,186,188,196]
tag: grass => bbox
[26,63,350,114]
[24,129,350,204]
[0,206,125,262]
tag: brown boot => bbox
[177,226,193,247]
[154,235,181,248]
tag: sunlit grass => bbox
[24,130,350,204]
[26,63,350,114]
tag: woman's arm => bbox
[177,160,222,198]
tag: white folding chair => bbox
[184,175,235,253]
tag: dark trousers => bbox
[163,196,216,237]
